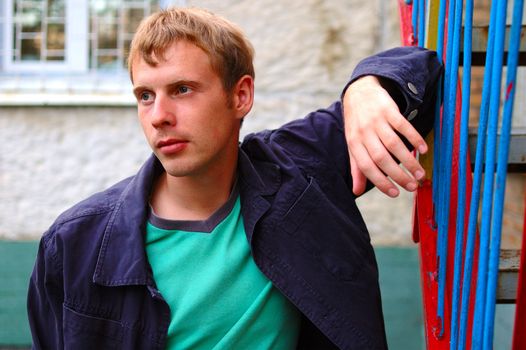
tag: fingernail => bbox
[406,182,417,191]
[388,188,399,197]
[418,144,427,153]
[415,170,425,180]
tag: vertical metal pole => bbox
[450,0,473,348]
[472,1,508,348]
[483,0,524,348]
[436,0,460,338]
[512,187,526,350]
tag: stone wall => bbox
[1,107,149,239]
[5,1,522,247]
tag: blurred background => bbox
[0,0,523,349]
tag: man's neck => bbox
[150,162,238,222]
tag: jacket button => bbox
[408,109,418,121]
[408,82,418,95]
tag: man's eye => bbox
[140,92,153,101]
[178,86,190,94]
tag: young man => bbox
[28,7,441,350]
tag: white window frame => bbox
[0,0,186,106]
[3,0,88,73]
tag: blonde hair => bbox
[128,7,255,93]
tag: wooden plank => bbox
[460,25,526,66]
[497,249,521,303]
[468,127,526,167]
[468,127,526,171]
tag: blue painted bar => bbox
[460,0,498,347]
[483,0,524,348]
[472,1,508,348]
[413,0,419,44]
[418,0,426,47]
[450,0,473,348]
[432,0,448,209]
[436,0,459,337]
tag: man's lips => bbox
[156,139,188,155]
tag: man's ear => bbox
[232,75,254,120]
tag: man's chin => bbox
[160,161,198,179]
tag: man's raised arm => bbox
[342,47,442,197]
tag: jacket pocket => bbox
[281,177,367,281]
[63,305,124,350]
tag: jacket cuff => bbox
[342,46,440,123]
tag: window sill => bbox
[0,73,136,107]
[0,92,136,107]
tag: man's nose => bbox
[151,95,176,128]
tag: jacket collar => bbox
[93,154,163,287]
[92,149,281,287]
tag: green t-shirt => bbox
[145,191,301,349]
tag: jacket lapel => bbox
[237,149,281,244]
[93,155,163,287]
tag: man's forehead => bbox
[139,40,210,65]
[131,40,215,84]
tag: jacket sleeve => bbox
[27,231,64,349]
[260,46,442,192]
[345,46,443,139]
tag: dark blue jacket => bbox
[28,47,441,350]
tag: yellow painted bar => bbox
[420,0,441,180]
[426,0,441,50]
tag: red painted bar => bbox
[399,1,479,348]
[512,195,526,350]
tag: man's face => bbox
[132,41,244,179]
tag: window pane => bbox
[97,22,118,49]
[21,37,41,60]
[124,8,144,33]
[47,23,64,50]
[92,0,118,16]
[20,6,43,33]
[48,0,65,17]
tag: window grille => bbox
[89,1,159,71]
[2,0,159,73]
[11,0,66,63]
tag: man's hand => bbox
[343,75,428,198]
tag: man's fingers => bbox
[349,142,399,197]
[350,154,367,196]
[387,111,428,154]
[362,133,418,192]
[375,126,426,183]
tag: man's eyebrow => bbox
[166,80,204,90]
[132,85,148,97]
